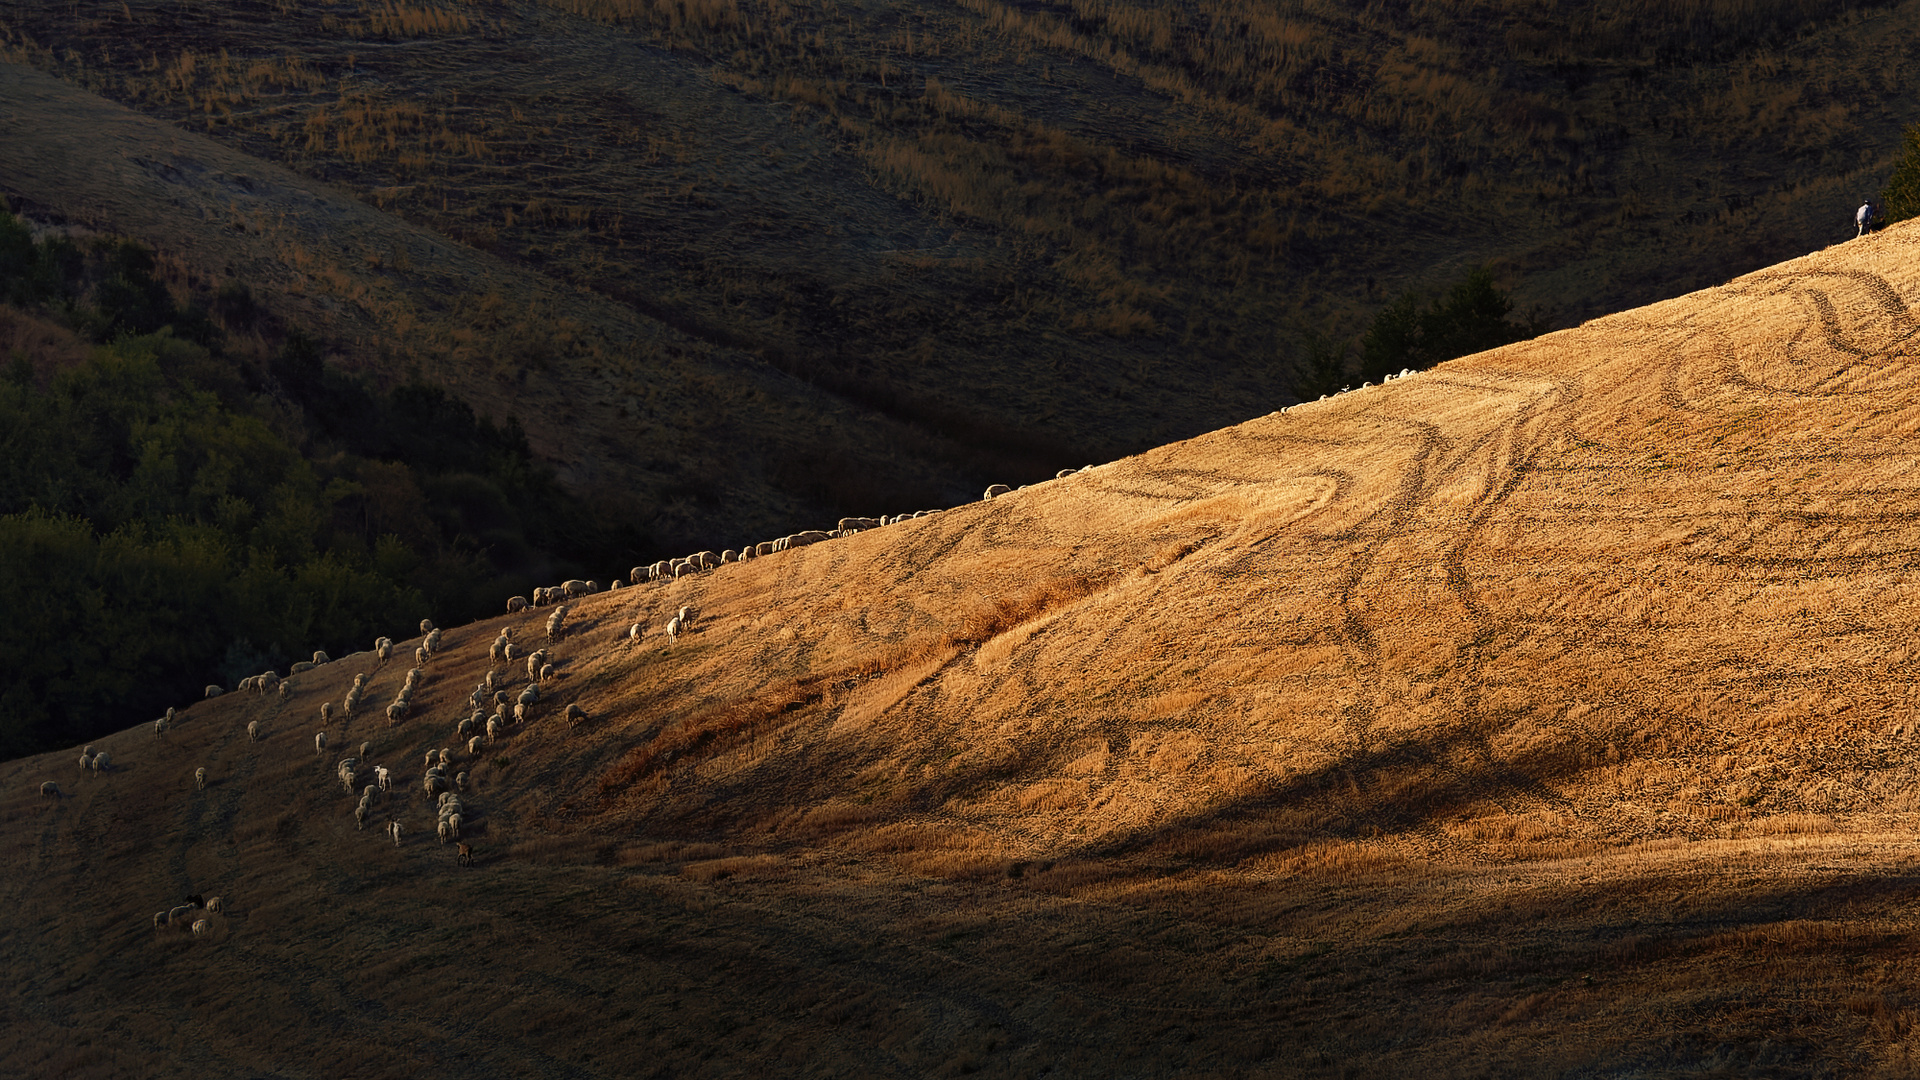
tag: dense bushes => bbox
[0,210,644,758]
[1296,267,1544,398]
[1881,125,1920,224]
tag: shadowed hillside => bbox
[9,224,1920,1076]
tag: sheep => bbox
[342,688,360,719]
[154,911,169,928]
[192,919,209,937]
[204,685,223,699]
[168,903,195,923]
[457,716,476,738]
[403,668,421,691]
[518,685,539,708]
[386,703,406,726]
[90,751,110,774]
[446,814,462,841]
[437,792,462,815]
[290,661,314,674]
[561,579,590,598]
[246,719,262,743]
[454,771,467,791]
[316,731,329,754]
[677,605,696,626]
[665,615,681,641]
[489,637,506,663]
[278,681,291,701]
[320,702,334,726]
[627,623,643,643]
[40,781,58,799]
[375,765,390,791]
[313,650,330,665]
[565,703,587,727]
[388,820,402,846]
[78,751,93,772]
[362,784,379,802]
[154,717,168,736]
[493,691,509,707]
[512,702,529,724]
[422,773,448,797]
[543,613,564,643]
[354,801,370,830]
[540,663,555,682]
[839,517,881,532]
[467,735,483,757]
[415,645,429,667]
[425,628,441,654]
[438,748,451,767]
[438,819,454,844]
[457,842,474,866]
[194,767,206,791]
[353,672,367,689]
[526,654,542,682]
[419,619,435,634]
[673,560,695,578]
[205,896,223,913]
[376,639,393,663]
[423,751,438,770]
[507,596,529,613]
[984,483,1011,499]
[486,717,502,743]
[504,642,520,663]
[360,741,371,759]
[720,549,738,563]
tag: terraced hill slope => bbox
[9,224,1920,1077]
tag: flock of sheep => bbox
[40,471,1139,944]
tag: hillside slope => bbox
[10,225,1920,1076]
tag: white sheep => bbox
[342,688,360,719]
[40,781,59,799]
[278,682,291,701]
[447,813,462,840]
[319,701,333,726]
[504,642,519,663]
[425,628,441,653]
[290,661,314,674]
[565,703,587,727]
[386,703,406,725]
[419,619,434,634]
[423,751,438,769]
[206,896,223,913]
[248,720,261,742]
[540,663,555,682]
[457,716,475,738]
[375,765,390,791]
[415,645,429,667]
[192,919,209,937]
[387,820,402,845]
[354,801,370,829]
[507,596,529,613]
[467,735,483,757]
[90,751,111,774]
[168,903,195,923]
[438,748,451,767]
[486,717,502,742]
[153,911,169,928]
[313,650,330,664]
[512,702,529,724]
[677,605,696,625]
[665,615,681,641]
[204,685,223,699]
[194,767,206,791]
[984,483,1011,499]
[375,638,393,663]
[454,771,467,791]
[627,623,643,643]
[154,717,168,736]
[315,731,329,754]
[526,654,542,682]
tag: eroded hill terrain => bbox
[8,224,1920,1077]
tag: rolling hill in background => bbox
[8,221,1920,1077]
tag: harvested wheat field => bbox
[11,225,1920,1077]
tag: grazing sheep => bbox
[665,615,681,641]
[204,685,223,699]
[543,613,564,643]
[154,911,168,928]
[90,751,111,774]
[192,919,209,937]
[518,685,539,708]
[354,801,370,830]
[561,579,589,598]
[362,784,379,802]
[504,642,519,663]
[565,703,587,727]
[415,645,429,667]
[386,703,406,726]
[375,766,390,791]
[316,731,329,754]
[206,896,223,913]
[526,654,541,682]
[353,672,367,689]
[540,663,555,682]
[493,691,509,707]
[290,661,314,674]
[457,716,475,738]
[195,767,206,791]
[438,748,451,767]
[376,639,393,663]
[168,904,195,923]
[457,842,474,866]
[79,752,93,772]
[677,605,696,626]
[313,650,330,665]
[507,596,529,613]
[319,702,333,726]
[447,813,462,840]
[984,483,1011,499]
[247,720,261,742]
[627,623,643,643]
[154,717,168,736]
[40,781,58,799]
[278,681,291,701]
[419,619,434,634]
[467,735,483,757]
[438,819,453,844]
[388,820,403,846]
[486,717,502,742]
[422,773,448,796]
[512,702,529,724]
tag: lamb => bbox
[248,720,261,741]
[320,702,334,726]
[375,765,390,791]
[507,596,529,613]
[387,820,403,845]
[40,781,58,799]
[192,919,210,937]
[195,767,206,791]
[204,685,223,699]
[316,731,329,754]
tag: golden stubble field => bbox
[9,224,1920,1076]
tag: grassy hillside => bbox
[4,0,1920,521]
[8,219,1920,1077]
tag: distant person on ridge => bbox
[1857,198,1881,237]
